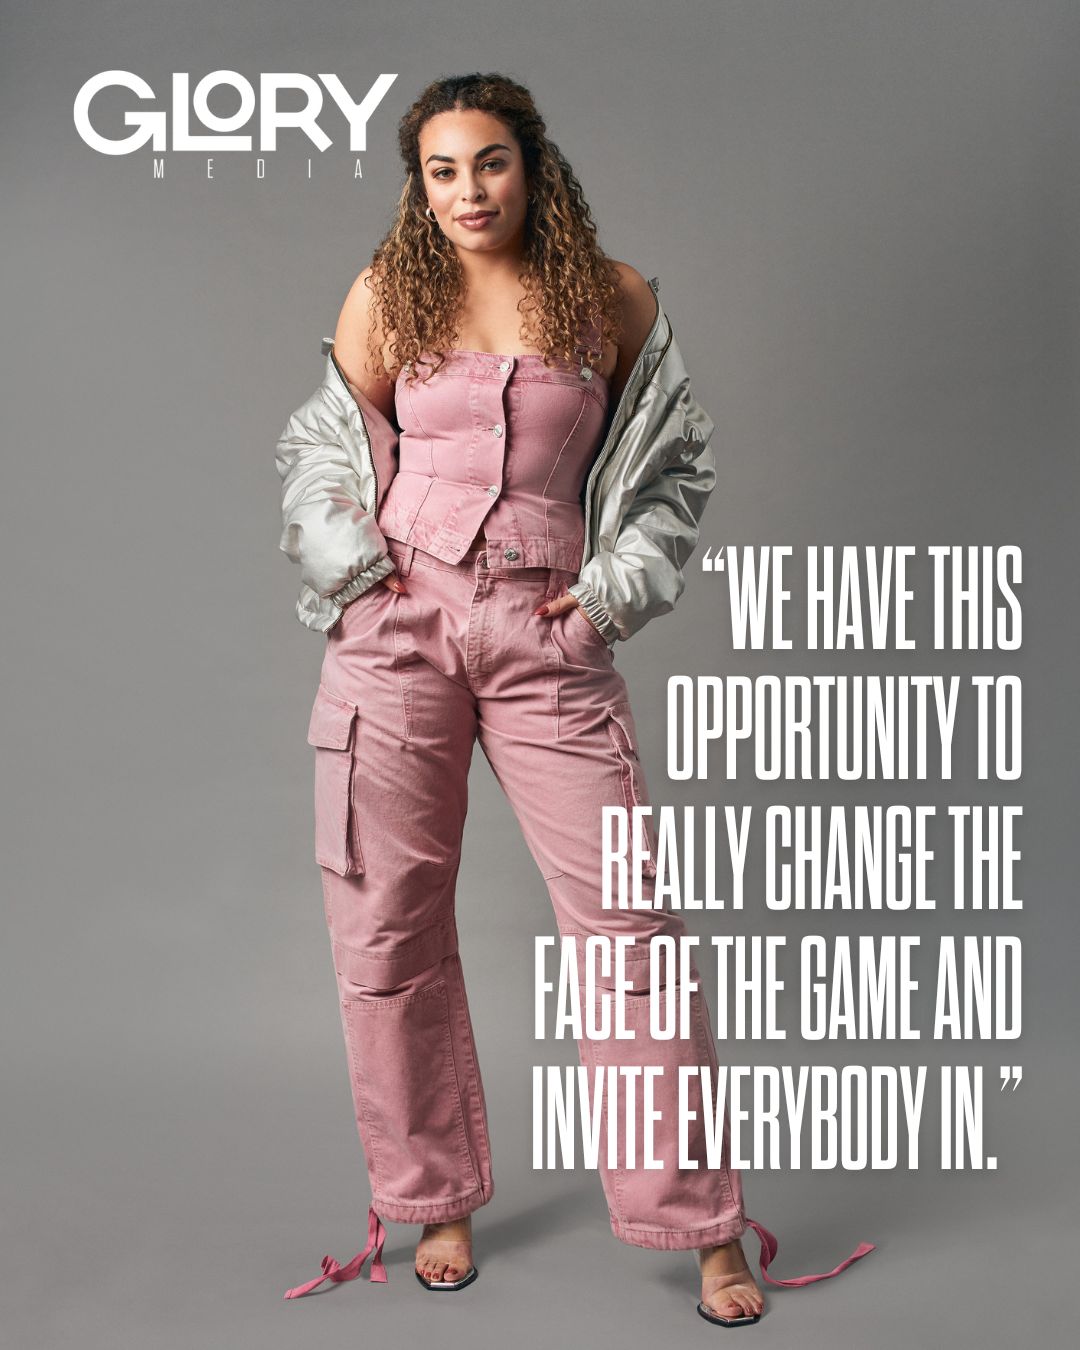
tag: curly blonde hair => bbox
[364,72,623,385]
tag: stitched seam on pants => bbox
[690,982,739,1219]
[346,980,480,1199]
[535,583,562,739]
[332,914,455,965]
[440,952,494,1188]
[342,974,451,1013]
[452,992,493,1188]
[614,1216,745,1236]
[392,602,413,740]
[606,713,658,878]
[576,1007,627,1219]
[340,1000,385,1194]
[442,994,483,1196]
[374,1183,490,1211]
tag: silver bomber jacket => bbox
[276,276,716,644]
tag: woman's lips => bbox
[457,211,497,230]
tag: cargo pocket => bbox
[307,684,365,877]
[606,701,658,878]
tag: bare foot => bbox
[415,1215,475,1285]
[698,1236,765,1323]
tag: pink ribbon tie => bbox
[745,1217,876,1288]
[284,1205,388,1298]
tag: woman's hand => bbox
[533,594,600,633]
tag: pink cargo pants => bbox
[307,537,747,1251]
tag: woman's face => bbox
[418,108,530,256]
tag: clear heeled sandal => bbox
[696,1217,876,1328]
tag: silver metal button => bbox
[503,547,518,561]
[480,556,488,568]
[487,484,499,497]
[492,423,503,437]
[498,359,511,373]
[580,366,593,380]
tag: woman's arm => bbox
[275,267,401,609]
[332,266,396,423]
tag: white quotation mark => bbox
[986,1066,1023,1167]
[701,546,724,573]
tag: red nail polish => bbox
[534,605,549,615]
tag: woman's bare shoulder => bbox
[610,261,658,335]
[332,266,396,416]
[607,261,661,397]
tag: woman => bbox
[276,72,874,1327]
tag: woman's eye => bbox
[431,159,504,181]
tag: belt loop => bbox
[400,543,415,578]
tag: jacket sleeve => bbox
[275,382,395,606]
[569,358,716,643]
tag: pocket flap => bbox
[307,685,357,750]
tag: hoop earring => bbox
[425,205,436,222]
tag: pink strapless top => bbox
[376,348,610,570]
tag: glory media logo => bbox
[73,70,398,173]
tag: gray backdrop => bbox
[3,2,1075,1346]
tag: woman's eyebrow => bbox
[424,142,512,165]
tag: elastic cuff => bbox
[567,580,620,644]
[329,553,395,606]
